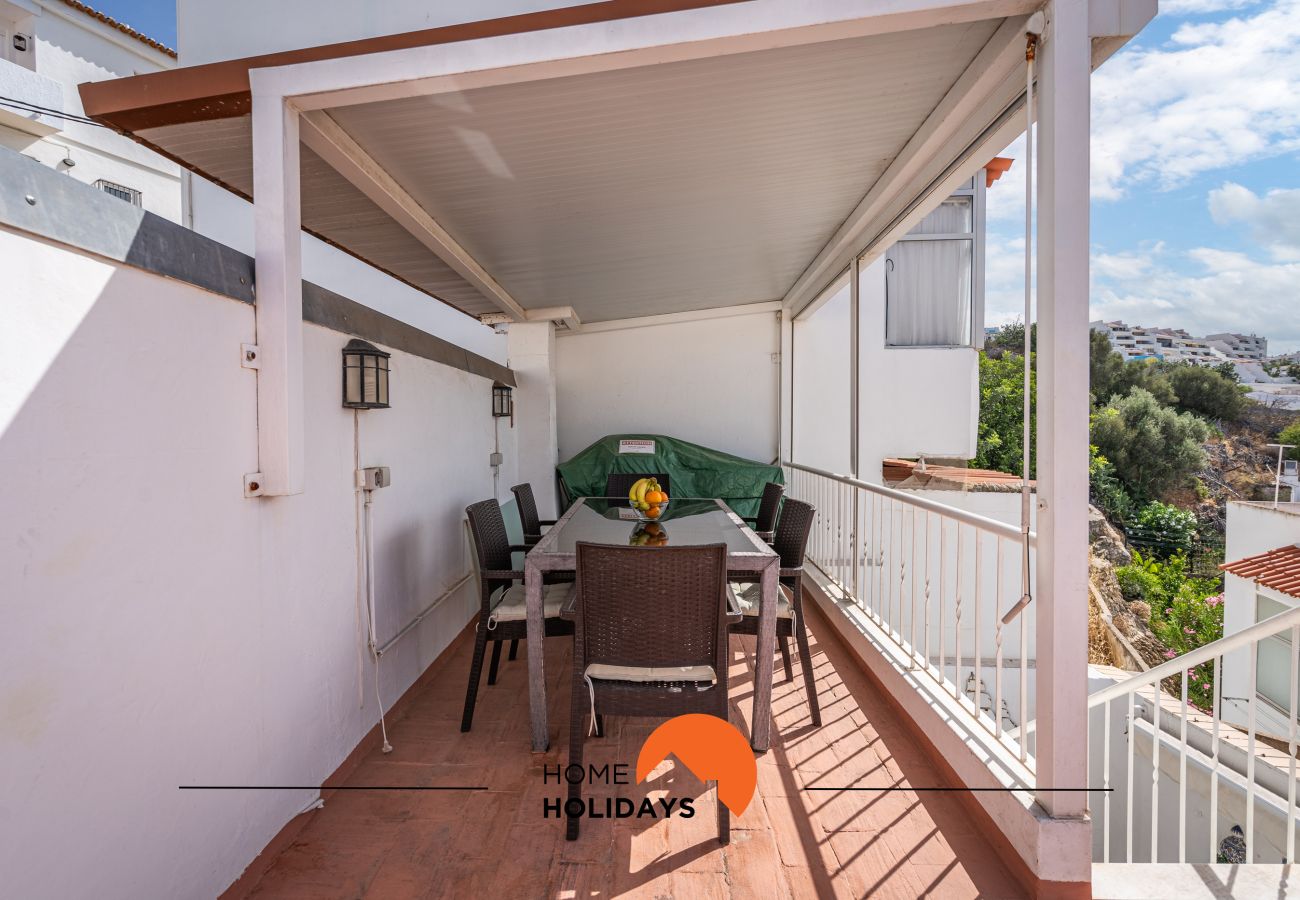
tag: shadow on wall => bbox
[0,230,498,898]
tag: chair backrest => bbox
[510,483,541,537]
[574,542,727,672]
[604,472,670,499]
[465,499,514,590]
[755,481,785,533]
[772,498,815,573]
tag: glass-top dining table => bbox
[522,497,781,753]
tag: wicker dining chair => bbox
[739,481,784,544]
[566,541,736,844]
[604,472,671,500]
[729,498,820,726]
[510,482,556,547]
[461,499,574,733]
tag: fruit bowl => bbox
[628,498,669,522]
[623,477,671,522]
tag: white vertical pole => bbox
[1034,0,1091,819]
[779,311,793,464]
[251,84,305,496]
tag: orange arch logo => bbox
[636,714,757,816]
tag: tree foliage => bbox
[1280,422,1300,462]
[1165,363,1248,421]
[973,351,1035,477]
[1090,388,1209,501]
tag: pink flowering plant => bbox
[1116,550,1223,709]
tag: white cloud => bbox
[982,228,1300,353]
[1161,0,1261,14]
[1208,182,1300,260]
[1089,247,1300,352]
[1091,0,1300,200]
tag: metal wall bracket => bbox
[241,343,260,369]
[244,473,265,498]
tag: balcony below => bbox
[228,605,1023,899]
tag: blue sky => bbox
[87,0,174,48]
[92,1,1299,352]
[985,0,1300,353]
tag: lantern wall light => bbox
[492,383,514,420]
[342,339,391,409]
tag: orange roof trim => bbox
[77,0,747,133]
[58,0,177,58]
[1220,544,1300,599]
[882,458,1034,492]
[984,157,1014,188]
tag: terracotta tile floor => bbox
[236,604,1025,899]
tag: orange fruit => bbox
[645,505,662,519]
[646,490,665,505]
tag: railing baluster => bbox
[1289,626,1298,864]
[1210,654,1221,863]
[1152,686,1161,862]
[995,536,1004,739]
[1103,698,1112,863]
[974,530,982,720]
[1179,674,1189,863]
[924,511,931,671]
[1019,607,1028,763]
[1127,691,1135,863]
[1247,645,1257,862]
[910,504,918,658]
[938,518,946,682]
[954,526,964,704]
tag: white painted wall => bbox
[858,256,980,476]
[0,227,512,899]
[1220,501,1300,737]
[177,0,602,65]
[0,1,182,221]
[554,308,780,464]
[792,278,852,475]
[790,257,980,482]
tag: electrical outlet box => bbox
[489,452,503,468]
[357,466,392,490]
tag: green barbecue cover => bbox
[556,434,783,517]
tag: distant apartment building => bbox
[1091,319,1170,362]
[1206,331,1268,361]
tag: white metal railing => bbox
[784,462,1038,767]
[1089,604,1300,864]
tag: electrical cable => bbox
[0,95,114,128]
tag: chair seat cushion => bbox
[584,663,717,684]
[728,583,795,618]
[489,582,572,623]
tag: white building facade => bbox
[0,0,180,221]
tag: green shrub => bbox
[1130,500,1198,555]
[1089,445,1134,523]
[1280,422,1300,462]
[1115,551,1224,709]
[1091,388,1209,501]
[1165,364,1248,421]
[973,351,1035,477]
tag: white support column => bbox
[779,310,793,464]
[251,84,305,496]
[507,322,560,517]
[1035,0,1091,820]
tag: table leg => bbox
[524,558,548,752]
[751,559,777,752]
